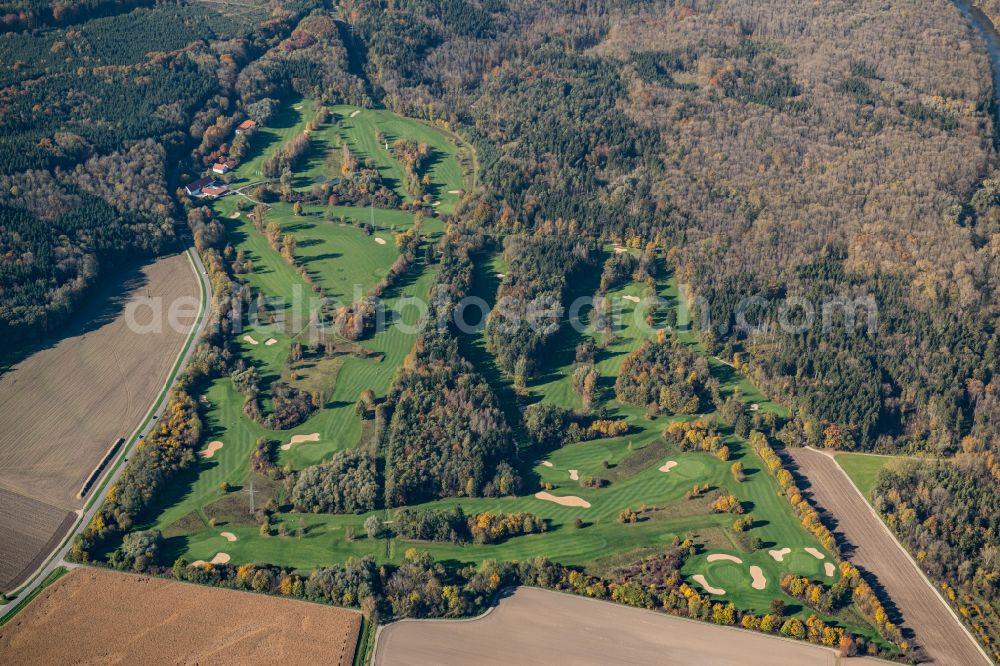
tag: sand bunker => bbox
[534,491,590,508]
[706,554,743,564]
[622,295,641,303]
[691,574,725,595]
[613,246,627,254]
[349,109,361,118]
[280,432,321,451]
[432,201,441,207]
[538,460,553,468]
[229,211,241,219]
[220,532,237,542]
[749,566,767,590]
[242,335,259,345]
[804,547,826,560]
[768,548,791,562]
[200,441,224,459]
[569,470,579,481]
[374,237,387,245]
[447,189,463,194]
[497,273,506,278]
[265,338,277,346]
[658,461,678,473]
[190,553,229,566]
[824,562,836,577]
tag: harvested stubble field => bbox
[375,586,887,666]
[0,568,361,665]
[0,253,199,509]
[0,253,199,590]
[788,447,990,666]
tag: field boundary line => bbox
[0,566,70,625]
[5,248,208,600]
[808,446,994,665]
[82,249,208,513]
[372,585,897,666]
[371,590,503,665]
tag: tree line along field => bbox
[162,258,893,649]
[138,101,896,651]
[0,0,990,661]
[374,586,891,666]
[0,252,200,592]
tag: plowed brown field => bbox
[0,568,361,665]
[0,489,74,594]
[787,447,990,666]
[375,586,888,666]
[0,253,199,590]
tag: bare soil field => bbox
[0,253,199,591]
[375,586,886,666]
[0,568,361,665]
[787,447,990,666]
[0,253,198,510]
[0,488,74,592]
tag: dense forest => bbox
[615,331,712,413]
[484,234,594,384]
[3,0,989,657]
[341,2,1000,652]
[873,455,1000,608]
[384,236,519,505]
[0,0,303,343]
[343,0,1000,454]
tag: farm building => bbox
[201,185,229,199]
[184,177,214,196]
[235,119,257,135]
[212,159,236,175]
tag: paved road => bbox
[787,447,991,666]
[0,247,212,618]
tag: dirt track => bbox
[0,568,360,665]
[375,586,886,666]
[787,447,990,666]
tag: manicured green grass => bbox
[151,265,438,533]
[331,106,468,213]
[835,453,895,499]
[232,98,315,182]
[285,103,470,214]
[149,100,455,532]
[155,99,889,650]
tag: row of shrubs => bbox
[393,506,547,545]
[747,430,907,652]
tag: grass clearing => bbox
[834,452,896,499]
